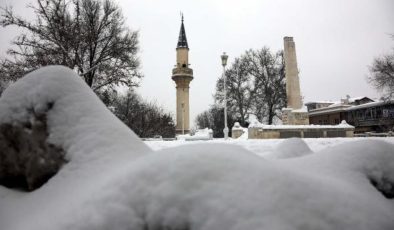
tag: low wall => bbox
[248,125,354,139]
[232,129,244,139]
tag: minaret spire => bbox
[177,14,188,48]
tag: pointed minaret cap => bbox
[177,14,189,49]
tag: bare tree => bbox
[368,53,394,100]
[0,0,142,92]
[215,57,255,126]
[215,47,286,125]
[112,90,176,138]
[245,48,286,124]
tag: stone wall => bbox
[248,126,354,139]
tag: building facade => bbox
[346,101,394,133]
[307,97,394,133]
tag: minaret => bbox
[172,15,193,134]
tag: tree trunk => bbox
[268,104,274,125]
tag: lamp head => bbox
[221,52,228,67]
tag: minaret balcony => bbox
[172,67,193,76]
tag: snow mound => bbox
[185,128,213,140]
[299,139,394,199]
[45,141,394,230]
[274,137,313,159]
[1,66,394,230]
[0,66,150,162]
[0,66,151,228]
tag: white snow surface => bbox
[1,66,394,230]
[274,137,313,159]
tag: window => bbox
[376,107,382,118]
[356,110,365,120]
[371,108,376,119]
[365,109,371,119]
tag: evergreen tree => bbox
[196,104,236,138]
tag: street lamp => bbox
[221,52,229,139]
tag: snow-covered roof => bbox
[308,104,352,116]
[327,102,344,107]
[306,95,391,116]
[305,101,336,105]
[308,100,393,115]
[306,96,374,109]
[291,106,308,113]
[347,96,371,103]
[346,100,393,111]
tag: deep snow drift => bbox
[0,66,394,230]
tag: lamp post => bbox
[181,102,185,135]
[221,52,229,139]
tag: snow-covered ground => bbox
[0,66,394,230]
[146,137,394,158]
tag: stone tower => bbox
[283,36,303,110]
[282,37,309,125]
[172,16,193,134]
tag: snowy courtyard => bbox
[145,136,394,158]
[0,66,393,230]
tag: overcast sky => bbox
[1,0,393,126]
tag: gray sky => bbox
[1,0,393,126]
